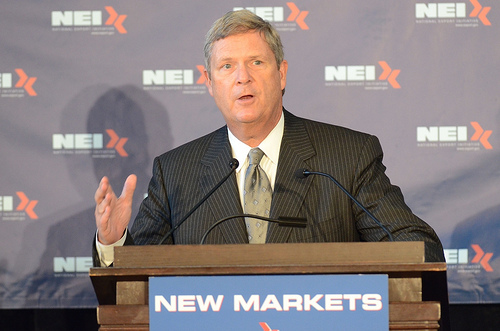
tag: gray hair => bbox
[204,10,284,77]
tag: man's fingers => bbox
[95,176,109,203]
[96,206,111,243]
[99,205,110,225]
[121,174,137,202]
[97,192,111,215]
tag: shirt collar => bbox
[228,111,284,171]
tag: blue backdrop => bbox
[0,0,498,308]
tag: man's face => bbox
[205,30,287,138]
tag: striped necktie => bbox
[243,148,272,244]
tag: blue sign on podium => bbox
[149,274,389,330]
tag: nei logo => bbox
[416,3,467,18]
[417,122,492,149]
[325,61,400,89]
[52,129,128,157]
[143,66,206,86]
[0,69,37,96]
[54,257,93,273]
[234,2,309,30]
[0,193,38,219]
[444,245,493,272]
[416,1,491,25]
[51,6,127,33]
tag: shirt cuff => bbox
[95,229,128,267]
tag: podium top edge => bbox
[112,242,428,268]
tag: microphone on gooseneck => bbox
[200,214,307,245]
[158,158,239,245]
[295,168,394,241]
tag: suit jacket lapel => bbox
[200,127,248,244]
[267,110,316,243]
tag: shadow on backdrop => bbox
[11,85,172,309]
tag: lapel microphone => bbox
[158,158,239,245]
[295,168,394,241]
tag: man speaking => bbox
[93,10,444,266]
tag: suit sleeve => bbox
[352,135,445,262]
[129,156,174,245]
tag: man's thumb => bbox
[121,174,137,201]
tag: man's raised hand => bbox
[94,174,137,245]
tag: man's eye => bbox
[223,64,232,69]
[254,60,262,65]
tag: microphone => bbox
[295,169,394,241]
[158,158,239,245]
[200,214,307,245]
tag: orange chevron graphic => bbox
[378,61,401,89]
[113,14,127,34]
[378,61,391,80]
[287,2,300,21]
[469,0,491,25]
[16,192,38,219]
[14,69,37,96]
[471,244,493,272]
[25,201,38,219]
[106,129,119,148]
[196,65,206,84]
[16,192,30,211]
[478,7,491,25]
[105,6,127,34]
[15,69,28,87]
[470,122,493,149]
[470,122,483,140]
[296,11,309,30]
[469,0,483,17]
[106,129,129,156]
[480,253,493,272]
[105,6,117,25]
[286,2,309,30]
[260,322,279,331]
[24,77,37,96]
[114,137,128,157]
[470,0,483,16]
[478,130,492,149]
[388,70,400,89]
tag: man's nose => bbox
[236,65,251,84]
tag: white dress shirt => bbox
[228,111,284,209]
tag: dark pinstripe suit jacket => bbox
[94,109,444,264]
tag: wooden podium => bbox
[90,242,449,330]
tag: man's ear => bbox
[279,60,288,92]
[204,70,213,96]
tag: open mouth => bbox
[238,94,254,100]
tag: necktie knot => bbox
[248,148,264,166]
